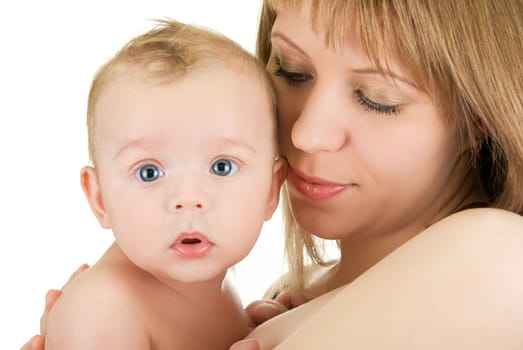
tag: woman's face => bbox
[267,3,468,242]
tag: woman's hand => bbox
[245,291,309,327]
[20,264,90,350]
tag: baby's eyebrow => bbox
[113,137,155,160]
[112,137,258,161]
[217,137,258,155]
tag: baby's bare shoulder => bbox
[45,266,150,349]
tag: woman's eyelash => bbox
[272,56,399,115]
[355,90,400,116]
[273,66,311,87]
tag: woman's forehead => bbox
[273,0,434,91]
[268,0,355,49]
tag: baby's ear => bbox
[80,166,111,229]
[264,159,286,221]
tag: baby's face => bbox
[90,66,280,284]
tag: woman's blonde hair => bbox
[87,18,275,165]
[257,0,523,293]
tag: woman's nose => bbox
[291,83,349,154]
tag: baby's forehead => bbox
[108,59,270,95]
[91,74,277,164]
[92,61,276,140]
[107,63,267,101]
[96,63,275,124]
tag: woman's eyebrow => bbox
[271,31,309,58]
[351,66,419,90]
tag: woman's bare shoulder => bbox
[435,207,523,229]
[391,208,523,299]
[256,209,523,349]
[413,207,523,254]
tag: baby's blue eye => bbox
[136,164,163,182]
[211,159,238,176]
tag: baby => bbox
[44,19,283,350]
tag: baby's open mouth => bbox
[172,232,213,258]
[181,237,202,244]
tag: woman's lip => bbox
[287,166,351,201]
[171,232,213,258]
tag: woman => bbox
[24,0,523,349]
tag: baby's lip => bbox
[171,232,214,258]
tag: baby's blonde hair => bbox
[257,0,523,293]
[87,18,276,165]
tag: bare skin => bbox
[25,207,523,350]
[45,244,250,350]
[22,0,523,348]
[239,209,523,349]
[21,264,89,350]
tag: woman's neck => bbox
[316,168,487,295]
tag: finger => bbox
[275,292,308,309]
[40,289,61,334]
[20,336,34,350]
[229,339,261,350]
[32,334,45,350]
[20,335,44,350]
[245,300,288,326]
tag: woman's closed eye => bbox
[355,90,400,116]
[272,57,312,87]
[273,66,312,87]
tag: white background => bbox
[0,1,295,348]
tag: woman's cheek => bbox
[276,92,303,151]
